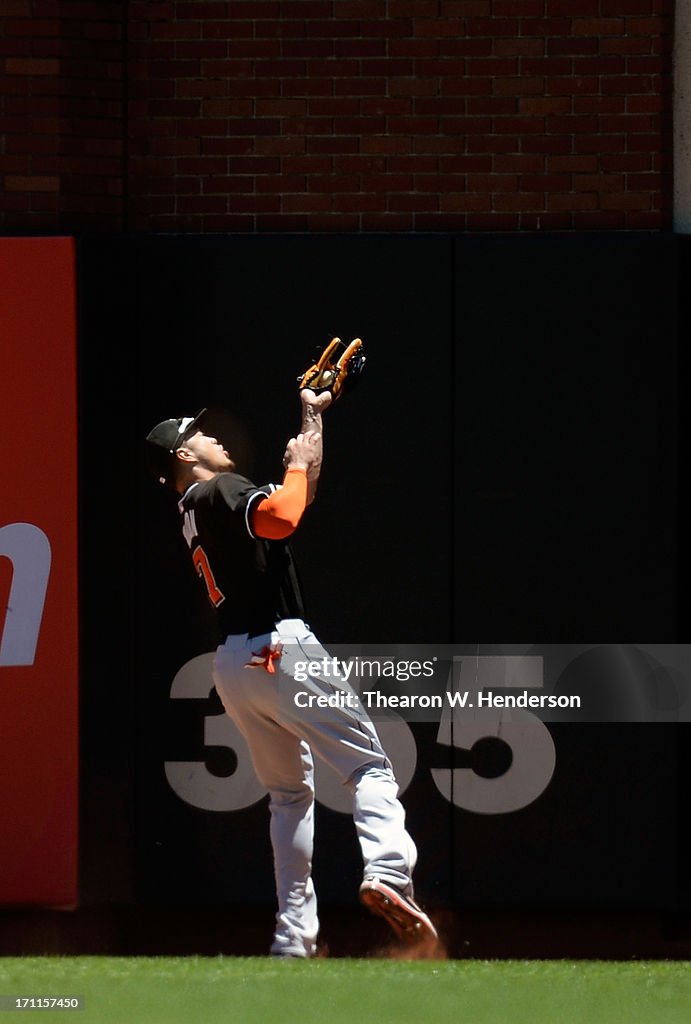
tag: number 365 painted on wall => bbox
[165,654,556,816]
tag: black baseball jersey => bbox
[178,472,305,639]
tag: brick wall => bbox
[0,0,674,233]
[0,1,124,231]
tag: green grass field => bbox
[0,957,689,1024]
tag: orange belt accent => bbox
[244,643,283,674]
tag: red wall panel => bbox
[0,237,78,906]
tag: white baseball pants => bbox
[212,618,417,959]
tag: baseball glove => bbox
[298,337,366,401]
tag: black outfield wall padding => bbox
[77,233,683,916]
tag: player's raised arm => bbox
[250,430,322,540]
[299,388,331,504]
[295,336,365,504]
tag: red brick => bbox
[254,137,307,156]
[229,40,283,57]
[388,39,440,58]
[439,39,494,57]
[491,193,545,213]
[463,213,519,229]
[573,18,625,35]
[629,16,671,35]
[7,134,60,155]
[547,155,598,172]
[441,76,493,96]
[601,75,653,94]
[547,193,598,211]
[284,116,331,135]
[283,194,333,213]
[521,57,571,76]
[5,58,60,75]
[283,78,337,96]
[574,133,625,153]
[574,173,626,192]
[333,39,387,57]
[5,19,60,37]
[601,153,652,171]
[154,22,202,41]
[388,0,440,13]
[6,175,60,191]
[441,1,491,12]
[493,76,544,97]
[391,154,438,170]
[574,97,626,114]
[472,172,519,191]
[362,98,412,116]
[466,98,516,116]
[547,37,599,56]
[519,97,572,115]
[522,18,570,34]
[466,19,519,37]
[361,213,414,230]
[569,208,622,225]
[202,20,255,39]
[519,173,570,191]
[626,133,662,152]
[332,193,387,213]
[336,1,388,15]
[414,18,465,38]
[494,0,543,12]
[466,58,517,76]
[415,172,465,191]
[601,36,652,54]
[129,1,175,17]
[306,214,360,230]
[547,0,598,12]
[441,193,491,212]
[601,0,653,11]
[389,116,438,133]
[360,136,412,153]
[494,39,544,57]
[467,134,519,153]
[495,153,544,172]
[387,194,439,212]
[415,134,469,153]
[174,42,227,59]
[600,192,651,209]
[308,99,359,117]
[521,134,572,154]
[546,77,599,98]
[548,114,598,133]
[601,114,656,132]
[177,196,234,214]
[627,173,659,190]
[389,77,439,97]
[307,136,358,154]
[627,95,665,113]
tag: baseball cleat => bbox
[359,875,438,947]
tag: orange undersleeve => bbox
[251,467,308,540]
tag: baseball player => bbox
[145,339,438,958]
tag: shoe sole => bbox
[359,880,438,946]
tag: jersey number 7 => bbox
[192,545,225,607]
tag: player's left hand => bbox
[300,388,333,413]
